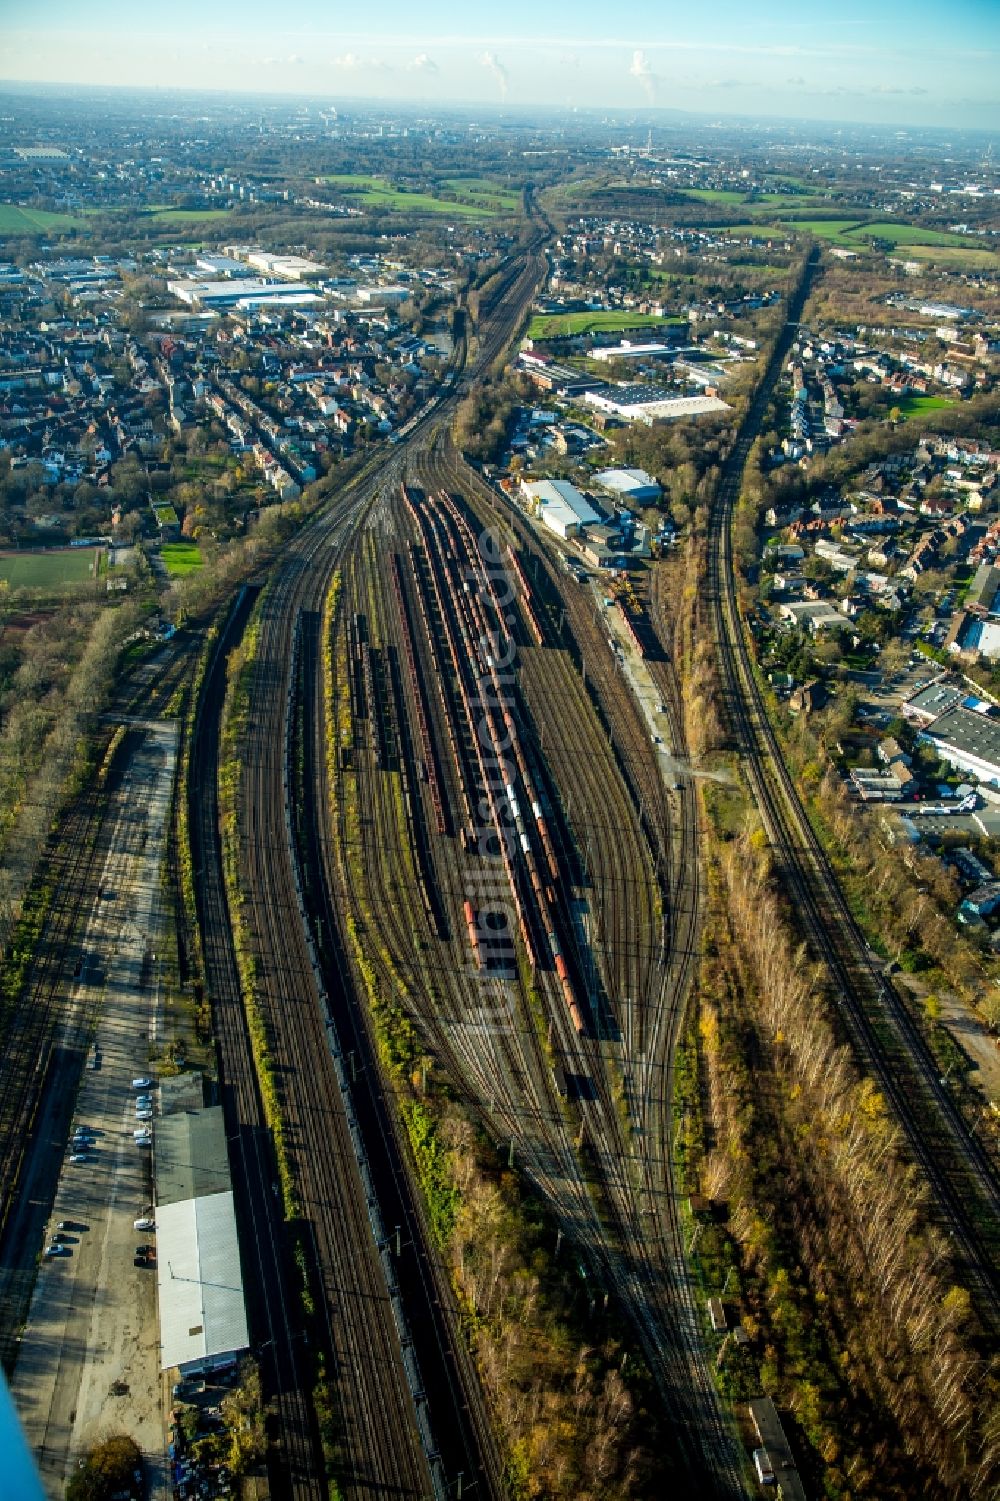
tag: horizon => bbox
[2,0,999,133]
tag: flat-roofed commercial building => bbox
[583,388,730,424]
[593,467,662,502]
[919,705,1000,787]
[153,1093,249,1376]
[157,1193,249,1376]
[522,479,601,539]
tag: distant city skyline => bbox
[2,0,999,132]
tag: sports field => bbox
[528,310,685,339]
[161,542,203,576]
[0,548,99,588]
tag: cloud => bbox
[409,53,438,73]
[479,50,509,100]
[629,48,659,102]
[331,51,390,71]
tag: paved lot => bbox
[12,721,177,1499]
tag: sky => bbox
[2,0,999,131]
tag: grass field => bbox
[842,221,979,249]
[441,176,521,210]
[682,188,826,208]
[0,548,99,588]
[680,188,748,204]
[528,310,685,339]
[143,206,232,224]
[901,243,1000,268]
[894,395,956,421]
[324,174,499,217]
[0,204,88,233]
[778,218,867,237]
[711,224,790,239]
[160,542,203,576]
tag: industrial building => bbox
[194,255,255,280]
[167,278,322,310]
[593,467,662,502]
[356,285,411,306]
[918,704,1000,787]
[246,251,324,280]
[589,341,676,363]
[154,1078,249,1377]
[583,388,730,424]
[522,478,602,539]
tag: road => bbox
[11,721,178,1499]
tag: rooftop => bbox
[156,1191,249,1374]
[155,1106,232,1207]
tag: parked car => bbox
[68,1153,91,1164]
[44,1243,69,1258]
[135,1108,153,1121]
[134,1217,155,1231]
[131,1078,153,1091]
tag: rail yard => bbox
[3,101,999,1501]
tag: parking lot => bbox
[11,721,178,1499]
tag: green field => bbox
[160,542,203,576]
[710,224,789,239]
[901,243,999,268]
[708,215,992,258]
[680,188,748,204]
[894,395,956,422]
[842,221,979,249]
[324,175,500,217]
[441,176,521,210]
[142,206,232,225]
[681,187,824,208]
[0,204,88,233]
[0,547,99,588]
[778,218,868,237]
[528,310,685,339]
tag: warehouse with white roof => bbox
[522,478,602,539]
[584,389,730,424]
[157,1193,249,1376]
[154,1087,249,1376]
[593,467,662,502]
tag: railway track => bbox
[706,249,1000,1320]
[325,440,749,1495]
[192,212,551,1495]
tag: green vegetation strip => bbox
[218,593,299,1219]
